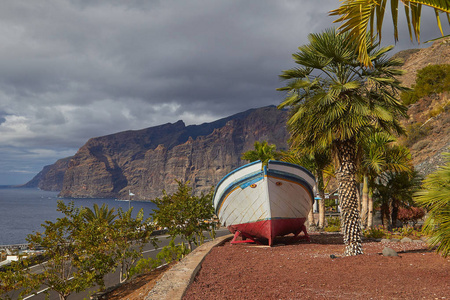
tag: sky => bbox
[0,0,448,185]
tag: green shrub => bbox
[327,216,341,227]
[405,122,431,147]
[400,64,450,105]
[401,90,419,105]
[363,226,387,239]
[130,240,190,277]
[324,216,341,232]
[415,64,450,98]
[324,225,340,232]
[363,225,423,239]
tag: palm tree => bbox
[359,132,412,228]
[278,28,408,255]
[330,0,450,67]
[241,141,280,166]
[415,152,450,257]
[374,169,422,228]
[84,203,116,224]
[281,148,333,228]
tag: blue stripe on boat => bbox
[214,170,264,215]
[268,160,316,182]
[213,160,262,192]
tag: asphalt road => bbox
[4,228,231,300]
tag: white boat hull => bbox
[213,160,315,245]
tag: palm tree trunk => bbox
[317,169,326,228]
[391,199,399,229]
[381,202,390,228]
[318,199,326,228]
[361,175,369,228]
[367,188,374,228]
[336,140,363,256]
[307,209,315,227]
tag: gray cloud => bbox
[0,0,447,185]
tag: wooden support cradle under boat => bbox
[213,160,315,246]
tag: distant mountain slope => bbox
[26,106,289,199]
[21,157,72,191]
[394,39,450,176]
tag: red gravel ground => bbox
[183,233,449,300]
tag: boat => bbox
[213,160,315,246]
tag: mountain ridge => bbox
[25,40,450,199]
[25,106,290,200]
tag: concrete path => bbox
[145,234,233,300]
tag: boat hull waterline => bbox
[213,160,315,246]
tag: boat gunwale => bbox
[267,160,316,182]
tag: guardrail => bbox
[0,244,29,250]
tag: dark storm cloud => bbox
[0,0,447,184]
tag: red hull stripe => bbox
[228,217,307,242]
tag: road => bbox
[3,228,230,300]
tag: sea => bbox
[0,187,158,245]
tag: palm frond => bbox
[330,0,450,66]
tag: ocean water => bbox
[0,187,157,245]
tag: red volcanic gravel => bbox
[183,233,449,299]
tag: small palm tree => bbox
[84,203,116,224]
[330,0,450,66]
[278,28,408,255]
[374,169,422,228]
[241,141,280,166]
[415,152,450,257]
[359,132,413,228]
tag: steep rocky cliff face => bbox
[21,157,72,191]
[56,106,289,199]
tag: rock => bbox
[412,239,424,244]
[420,236,430,243]
[382,247,398,257]
[28,106,290,200]
[381,239,391,243]
[391,238,400,243]
[400,237,413,243]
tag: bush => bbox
[324,216,341,232]
[324,225,340,232]
[412,140,430,151]
[363,225,422,239]
[363,226,386,239]
[401,90,419,105]
[400,64,450,105]
[405,122,431,147]
[415,64,450,98]
[397,207,425,226]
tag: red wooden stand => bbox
[230,231,262,245]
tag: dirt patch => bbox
[184,233,449,299]
[102,263,174,300]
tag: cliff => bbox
[21,157,72,191]
[51,106,289,199]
